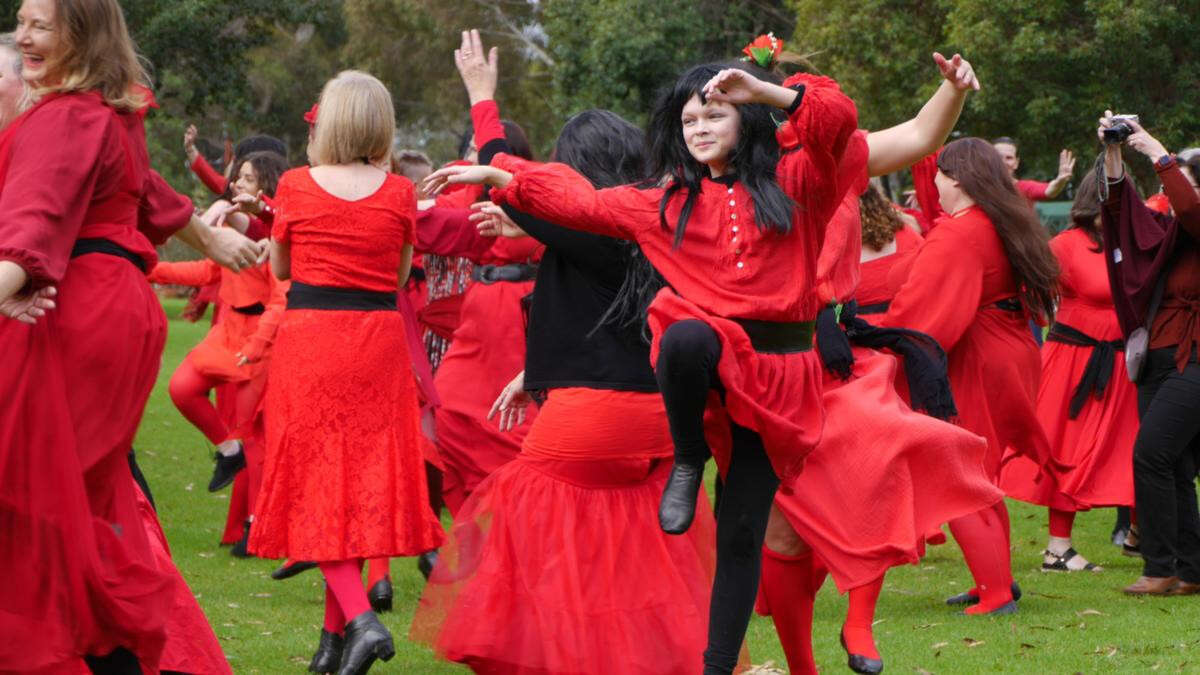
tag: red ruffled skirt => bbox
[774,348,1000,591]
[647,290,824,481]
[411,389,719,675]
[250,308,444,560]
[184,309,268,382]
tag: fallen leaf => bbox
[227,602,240,608]
[251,592,271,598]
[1020,643,1036,649]
[918,623,942,629]
[197,552,214,559]
[963,638,984,647]
[1076,609,1105,617]
[931,642,949,649]
[1032,591,1067,599]
[184,483,194,491]
[916,670,934,675]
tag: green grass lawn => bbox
[138,297,1200,673]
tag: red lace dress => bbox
[248,168,445,561]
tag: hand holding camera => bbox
[1098,110,1168,162]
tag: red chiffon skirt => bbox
[412,389,718,675]
[647,290,824,482]
[774,348,1000,591]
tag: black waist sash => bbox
[471,263,538,284]
[1046,321,1125,419]
[286,281,397,311]
[856,300,890,315]
[232,302,266,316]
[732,318,815,354]
[70,238,147,274]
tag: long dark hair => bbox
[1069,168,1103,250]
[219,134,287,201]
[239,151,289,198]
[937,137,1059,321]
[645,61,794,247]
[551,109,665,339]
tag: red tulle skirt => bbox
[250,308,444,560]
[774,348,1000,591]
[647,290,824,482]
[412,389,718,675]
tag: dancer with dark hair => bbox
[881,137,1061,616]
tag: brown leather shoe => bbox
[1167,580,1200,596]
[1123,575,1180,595]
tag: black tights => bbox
[656,320,780,674]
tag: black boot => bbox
[658,462,704,534]
[208,442,245,492]
[230,519,252,558]
[367,577,393,613]
[308,630,344,673]
[271,559,319,580]
[417,550,439,580]
[337,612,394,675]
[83,647,142,674]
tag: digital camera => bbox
[1103,114,1139,144]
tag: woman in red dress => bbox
[0,1,258,671]
[881,137,1061,616]
[427,55,866,674]
[1000,170,1137,572]
[247,70,444,675]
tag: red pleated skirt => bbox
[411,389,719,675]
[774,348,1001,591]
[647,290,824,482]
[250,308,444,560]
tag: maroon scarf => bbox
[1102,177,1180,337]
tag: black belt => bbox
[856,300,890,315]
[232,302,266,316]
[70,238,147,274]
[1046,322,1124,419]
[471,263,538,284]
[993,297,1023,312]
[286,281,396,311]
[733,317,815,354]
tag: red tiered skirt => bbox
[249,308,444,560]
[774,348,1000,591]
[412,388,719,674]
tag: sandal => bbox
[1042,547,1101,572]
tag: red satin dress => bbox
[0,91,193,672]
[249,168,444,561]
[1000,228,1137,509]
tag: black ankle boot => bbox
[230,519,252,558]
[337,611,394,675]
[208,442,245,492]
[417,550,439,580]
[367,577,393,613]
[308,630,344,673]
[658,463,704,534]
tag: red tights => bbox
[948,500,1014,614]
[320,560,371,634]
[1049,508,1075,538]
[167,358,255,445]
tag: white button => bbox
[732,237,738,243]
[727,188,734,194]
[731,214,737,220]
[732,226,738,233]
[729,200,736,206]
[736,261,744,269]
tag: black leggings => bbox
[1134,347,1200,581]
[656,320,780,674]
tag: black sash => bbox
[733,318,815,354]
[70,238,147,274]
[232,302,266,316]
[993,297,1023,312]
[471,263,538,284]
[856,300,890,315]
[1046,322,1124,419]
[286,281,397,311]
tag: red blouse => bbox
[272,168,415,293]
[489,73,868,322]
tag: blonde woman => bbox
[248,71,444,674]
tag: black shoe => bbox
[945,581,1022,606]
[840,629,883,674]
[230,519,253,558]
[417,550,438,580]
[271,560,319,580]
[367,577,393,613]
[658,463,704,534]
[337,611,394,675]
[308,630,344,673]
[208,443,246,492]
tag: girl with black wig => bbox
[425,46,867,673]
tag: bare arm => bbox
[173,213,262,272]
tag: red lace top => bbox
[273,168,416,292]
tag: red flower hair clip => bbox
[742,33,783,70]
[303,103,319,126]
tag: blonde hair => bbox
[38,0,151,111]
[308,71,395,166]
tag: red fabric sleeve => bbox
[190,154,228,196]
[270,172,295,243]
[147,259,221,287]
[882,221,985,352]
[0,99,112,287]
[239,274,289,362]
[139,170,195,245]
[814,191,863,305]
[910,151,945,232]
[1016,179,1049,201]
[1156,161,1200,239]
[415,207,495,259]
[489,153,659,241]
[471,100,505,151]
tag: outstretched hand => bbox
[1056,149,1076,179]
[184,124,199,162]
[932,52,980,91]
[421,164,511,197]
[0,285,56,324]
[470,201,527,238]
[456,29,499,105]
[487,370,532,432]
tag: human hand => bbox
[0,285,55,324]
[1056,149,1076,179]
[702,68,768,106]
[932,52,980,91]
[231,191,265,216]
[235,339,266,366]
[487,370,532,432]
[422,164,511,196]
[184,124,199,162]
[206,226,262,272]
[470,201,527,238]
[455,29,498,105]
[1123,119,1169,162]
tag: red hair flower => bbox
[303,103,319,126]
[742,33,783,69]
